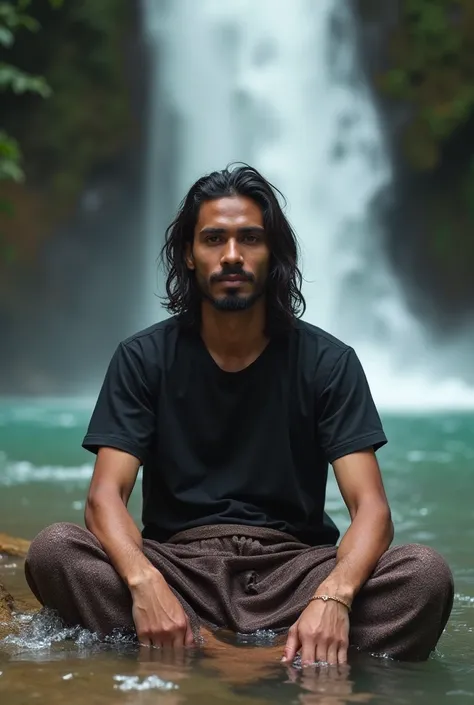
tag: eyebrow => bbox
[199,226,265,235]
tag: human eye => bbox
[242,232,262,244]
[206,234,223,244]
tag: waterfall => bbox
[141,0,474,411]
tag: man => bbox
[25,165,454,665]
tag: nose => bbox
[221,237,244,266]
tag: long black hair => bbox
[159,163,306,333]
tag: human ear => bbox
[185,242,195,270]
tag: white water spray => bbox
[141,0,474,411]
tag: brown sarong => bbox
[24,522,454,661]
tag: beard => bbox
[197,270,266,312]
[208,288,265,312]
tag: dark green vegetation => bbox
[0,0,133,264]
[376,0,474,171]
[356,0,474,319]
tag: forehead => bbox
[196,196,263,230]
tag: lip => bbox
[220,279,247,288]
[219,275,248,282]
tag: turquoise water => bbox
[0,398,473,704]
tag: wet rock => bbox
[0,581,15,626]
[0,534,34,636]
[0,533,31,557]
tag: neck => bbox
[200,299,268,360]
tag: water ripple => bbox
[0,458,93,486]
[455,594,474,606]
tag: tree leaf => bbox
[0,26,14,47]
[17,0,32,12]
[0,131,24,181]
[0,130,21,159]
[0,63,51,96]
[0,159,24,182]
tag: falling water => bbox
[141,0,474,411]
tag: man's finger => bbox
[326,643,338,666]
[152,630,171,648]
[282,628,300,663]
[301,636,317,666]
[315,638,329,665]
[172,632,186,649]
[137,633,152,647]
[184,623,195,647]
[337,643,348,665]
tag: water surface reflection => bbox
[0,611,462,705]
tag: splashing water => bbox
[113,675,178,692]
[1,608,136,654]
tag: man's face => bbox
[186,196,270,312]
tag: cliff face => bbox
[353,0,474,332]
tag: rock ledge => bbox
[0,533,31,558]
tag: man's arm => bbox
[85,447,149,583]
[85,447,194,648]
[315,447,393,604]
[283,448,392,666]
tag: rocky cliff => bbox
[354,0,474,333]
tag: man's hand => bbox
[85,448,195,649]
[130,569,195,648]
[282,599,350,666]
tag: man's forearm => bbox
[314,502,393,605]
[85,494,161,588]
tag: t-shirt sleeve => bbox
[316,347,387,463]
[82,341,156,464]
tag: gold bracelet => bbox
[308,594,351,613]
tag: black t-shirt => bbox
[82,316,387,546]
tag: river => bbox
[0,398,473,704]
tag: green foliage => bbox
[0,0,59,188]
[0,62,51,95]
[28,0,132,202]
[378,0,474,170]
[0,130,22,182]
[0,0,64,263]
[0,1,41,34]
[0,0,131,265]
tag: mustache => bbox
[210,267,255,283]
